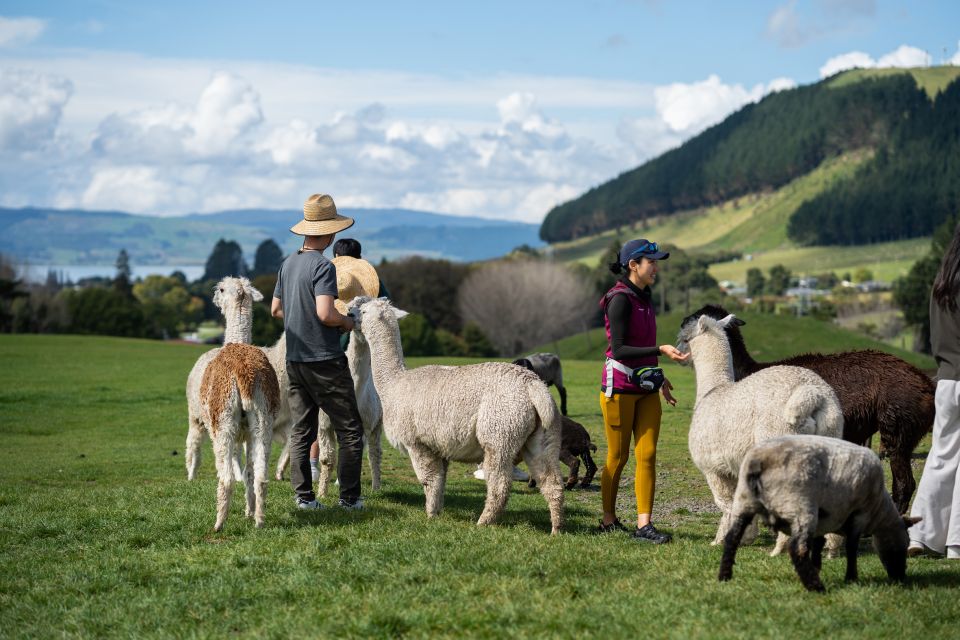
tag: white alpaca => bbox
[260,333,292,481]
[349,297,565,533]
[183,277,280,530]
[314,330,383,496]
[678,314,844,552]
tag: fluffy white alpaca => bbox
[349,296,565,533]
[183,277,280,530]
[678,314,844,553]
[314,329,383,496]
[260,333,292,481]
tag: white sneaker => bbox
[295,497,323,510]
[338,497,364,511]
[947,545,960,559]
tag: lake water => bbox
[22,264,206,283]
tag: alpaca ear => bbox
[697,315,710,333]
[903,516,922,529]
[718,314,738,328]
[393,307,409,320]
[248,285,264,302]
[734,317,746,326]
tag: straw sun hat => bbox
[290,193,355,236]
[331,256,380,314]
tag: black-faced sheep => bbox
[718,435,920,592]
[684,304,935,514]
[513,353,568,416]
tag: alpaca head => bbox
[347,296,408,344]
[212,277,263,315]
[676,313,739,362]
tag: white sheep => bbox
[349,296,565,533]
[678,313,844,552]
[183,277,280,530]
[314,327,383,497]
[718,435,921,592]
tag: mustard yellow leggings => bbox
[599,391,663,516]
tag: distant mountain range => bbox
[0,206,543,267]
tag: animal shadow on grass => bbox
[378,486,591,533]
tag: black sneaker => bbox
[596,518,630,534]
[632,523,672,544]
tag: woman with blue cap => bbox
[597,238,688,542]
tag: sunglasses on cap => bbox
[626,241,659,260]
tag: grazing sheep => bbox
[685,304,935,514]
[678,314,844,552]
[314,323,384,497]
[183,277,280,531]
[351,296,565,533]
[513,353,568,416]
[718,435,921,592]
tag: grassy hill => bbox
[828,66,960,98]
[535,308,935,371]
[547,150,928,286]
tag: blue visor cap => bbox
[620,239,670,264]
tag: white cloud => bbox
[819,44,931,78]
[654,75,765,135]
[0,68,72,150]
[876,45,930,69]
[0,16,45,48]
[951,41,960,66]
[766,1,808,48]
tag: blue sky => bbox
[1,1,958,221]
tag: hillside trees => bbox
[252,239,284,277]
[540,73,929,242]
[203,239,248,280]
[458,260,595,356]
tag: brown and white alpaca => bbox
[200,342,280,531]
[183,277,280,530]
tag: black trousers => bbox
[287,357,364,503]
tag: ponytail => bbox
[609,253,624,275]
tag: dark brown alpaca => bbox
[683,305,935,513]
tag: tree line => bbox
[540,72,952,245]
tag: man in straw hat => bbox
[271,193,374,511]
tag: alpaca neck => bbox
[727,327,760,379]
[691,333,735,400]
[363,319,406,393]
[223,305,252,344]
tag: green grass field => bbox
[828,66,960,99]
[1,332,956,638]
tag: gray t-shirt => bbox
[274,251,342,362]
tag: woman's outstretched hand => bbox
[659,344,689,363]
[661,378,678,406]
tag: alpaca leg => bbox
[317,424,336,498]
[477,453,514,526]
[274,435,290,482]
[368,423,383,492]
[704,473,737,545]
[771,532,791,557]
[789,534,825,592]
[408,445,447,518]
[212,431,237,532]
[843,528,861,582]
[824,533,844,559]
[812,535,827,571]
[887,448,916,515]
[185,411,206,480]
[251,431,271,529]
[560,451,579,490]
[523,446,565,534]
[557,385,568,416]
[243,436,255,519]
[580,449,598,487]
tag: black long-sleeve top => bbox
[607,277,660,361]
